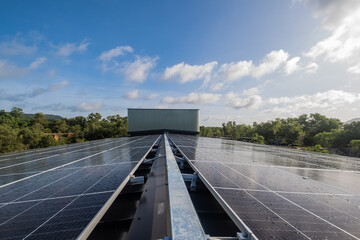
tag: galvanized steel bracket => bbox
[175,156,186,169]
[128,175,144,185]
[182,173,198,191]
[237,232,253,240]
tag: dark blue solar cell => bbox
[169,134,360,240]
[0,135,159,239]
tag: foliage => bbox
[252,133,265,144]
[2,108,360,158]
[349,140,360,153]
[0,125,24,153]
[313,129,342,148]
[200,126,223,138]
[303,144,329,154]
[0,107,128,153]
[200,113,360,157]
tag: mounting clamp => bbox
[182,173,198,191]
[128,175,144,185]
[175,156,186,169]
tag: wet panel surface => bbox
[0,135,159,239]
[170,134,360,240]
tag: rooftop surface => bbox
[0,134,359,239]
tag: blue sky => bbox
[1,0,360,125]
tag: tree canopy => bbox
[1,108,359,158]
[0,108,128,153]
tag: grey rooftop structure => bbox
[127,108,200,135]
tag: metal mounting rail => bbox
[167,136,259,240]
[164,134,207,240]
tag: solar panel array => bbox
[0,135,159,240]
[170,134,360,240]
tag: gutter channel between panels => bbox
[168,136,259,240]
[164,134,207,240]
[76,135,162,240]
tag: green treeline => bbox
[0,107,127,153]
[1,108,360,157]
[200,113,360,156]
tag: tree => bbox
[226,121,239,140]
[38,135,58,148]
[0,110,13,125]
[10,107,24,118]
[68,116,86,129]
[314,129,342,148]
[252,133,265,144]
[19,127,43,149]
[53,119,68,133]
[349,139,360,157]
[33,112,47,127]
[87,113,102,122]
[343,122,360,142]
[0,125,24,153]
[349,140,360,151]
[278,118,303,145]
[302,113,342,146]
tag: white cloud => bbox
[55,39,90,57]
[217,49,291,82]
[156,105,169,109]
[265,90,360,112]
[28,57,47,69]
[72,101,103,112]
[1,80,69,101]
[209,82,224,91]
[123,89,140,100]
[304,1,360,62]
[99,46,133,62]
[300,0,360,30]
[48,69,57,77]
[48,80,69,91]
[284,57,301,75]
[99,46,157,82]
[162,92,221,104]
[145,93,159,100]
[162,49,299,90]
[30,80,69,97]
[120,56,158,83]
[0,40,36,55]
[252,50,289,78]
[347,63,360,74]
[305,62,319,73]
[163,61,217,83]
[242,87,259,96]
[219,60,253,81]
[226,92,262,109]
[0,59,28,79]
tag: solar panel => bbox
[170,134,360,240]
[0,135,159,240]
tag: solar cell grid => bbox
[170,134,360,240]
[222,163,354,195]
[0,135,159,239]
[0,138,127,168]
[172,135,360,171]
[0,138,139,185]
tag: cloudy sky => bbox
[1,0,360,125]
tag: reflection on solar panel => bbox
[0,135,159,240]
[169,134,360,240]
